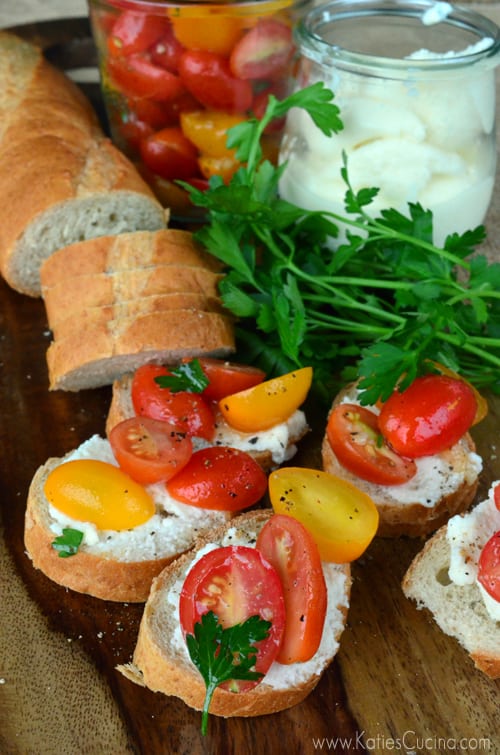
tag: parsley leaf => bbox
[185,611,271,735]
[154,359,209,393]
[52,528,84,558]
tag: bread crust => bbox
[321,384,480,538]
[118,510,352,717]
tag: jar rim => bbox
[296,0,500,77]
[89,0,308,13]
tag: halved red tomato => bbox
[327,403,417,486]
[478,531,500,602]
[229,18,294,80]
[149,25,185,72]
[179,545,285,691]
[107,53,185,102]
[107,12,169,57]
[256,514,327,664]
[166,446,267,511]
[179,50,253,113]
[494,484,500,512]
[194,358,266,403]
[378,375,477,458]
[109,416,193,485]
[139,126,200,181]
[131,364,215,440]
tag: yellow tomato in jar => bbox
[269,467,379,563]
[180,110,245,158]
[171,14,245,56]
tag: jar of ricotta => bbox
[278,0,500,245]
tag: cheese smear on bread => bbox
[447,484,500,621]
[165,527,350,689]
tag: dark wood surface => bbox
[0,17,499,755]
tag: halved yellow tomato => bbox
[44,459,155,530]
[180,110,245,158]
[218,366,313,432]
[171,15,245,56]
[268,467,379,563]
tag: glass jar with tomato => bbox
[88,0,310,221]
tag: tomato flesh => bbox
[230,18,293,80]
[219,366,312,432]
[131,364,215,440]
[192,357,266,403]
[327,403,417,486]
[179,545,285,691]
[494,484,500,512]
[44,459,155,530]
[269,467,379,563]
[477,531,500,602]
[378,375,477,458]
[109,416,192,485]
[256,514,327,664]
[166,446,267,511]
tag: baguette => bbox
[23,435,232,603]
[106,373,310,470]
[118,509,352,717]
[46,310,236,391]
[321,383,482,537]
[0,32,166,297]
[402,484,500,678]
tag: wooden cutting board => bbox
[0,16,499,755]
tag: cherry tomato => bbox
[180,110,245,158]
[167,446,267,511]
[230,18,293,80]
[199,154,241,183]
[179,545,285,691]
[140,127,200,180]
[107,12,169,57]
[477,531,500,602]
[116,115,154,152]
[44,459,155,530]
[494,484,500,511]
[219,366,312,433]
[256,514,327,664]
[179,50,253,113]
[269,467,379,563]
[107,53,185,102]
[194,357,266,403]
[127,97,172,129]
[149,25,185,72]
[327,403,417,486]
[378,375,477,459]
[131,364,215,440]
[425,360,488,426]
[109,416,193,485]
[172,15,244,57]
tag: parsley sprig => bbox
[185,610,271,735]
[154,358,209,393]
[182,82,500,404]
[52,527,83,557]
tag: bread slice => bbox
[39,229,222,287]
[402,522,500,678]
[106,373,310,470]
[46,310,235,391]
[321,384,482,537]
[23,435,232,602]
[117,509,352,717]
[0,32,166,297]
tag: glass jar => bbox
[278,0,500,245]
[88,0,310,221]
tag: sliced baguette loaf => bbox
[118,509,352,717]
[24,435,232,603]
[321,383,482,537]
[46,310,235,391]
[0,32,166,296]
[402,523,500,679]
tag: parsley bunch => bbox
[183,82,500,404]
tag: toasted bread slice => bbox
[117,509,352,717]
[321,383,482,537]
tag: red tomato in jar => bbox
[149,25,185,72]
[230,18,294,80]
[109,416,193,485]
[167,446,267,511]
[107,53,185,102]
[107,11,169,57]
[127,97,172,129]
[477,531,500,602]
[327,403,417,485]
[256,514,327,664]
[179,545,285,691]
[378,375,477,458]
[139,127,200,180]
[179,50,253,113]
[116,115,154,151]
[131,364,215,440]
[194,357,266,403]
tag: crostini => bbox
[403,482,500,679]
[321,375,484,537]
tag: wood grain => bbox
[0,15,499,755]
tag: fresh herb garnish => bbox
[185,610,271,735]
[181,83,500,404]
[154,359,209,393]
[52,527,84,558]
